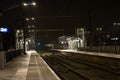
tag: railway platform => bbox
[51,49,120,67]
[57,49,120,58]
[0,50,60,80]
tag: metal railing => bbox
[78,46,120,54]
[0,49,23,69]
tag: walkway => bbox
[0,50,60,80]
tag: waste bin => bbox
[0,52,6,69]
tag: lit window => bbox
[113,23,117,25]
[117,23,120,25]
[28,26,31,28]
[26,18,29,20]
[31,17,35,20]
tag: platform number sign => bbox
[0,27,9,33]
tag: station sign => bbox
[0,27,9,33]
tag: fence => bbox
[0,49,23,69]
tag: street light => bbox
[25,17,35,21]
[23,2,36,7]
[32,2,36,6]
[23,3,27,6]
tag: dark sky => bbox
[1,0,120,43]
[1,0,120,32]
[1,0,120,16]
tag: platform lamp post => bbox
[22,2,36,54]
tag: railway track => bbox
[41,54,120,80]
[43,56,89,80]
[57,55,120,76]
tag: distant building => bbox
[58,36,84,50]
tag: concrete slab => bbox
[0,50,61,80]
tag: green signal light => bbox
[37,43,41,46]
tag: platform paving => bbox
[0,50,61,80]
[56,49,120,59]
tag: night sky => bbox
[1,0,120,34]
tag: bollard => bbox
[0,52,6,70]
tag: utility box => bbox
[0,52,6,69]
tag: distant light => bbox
[116,38,118,40]
[28,26,31,28]
[23,2,36,6]
[26,42,28,45]
[96,27,102,31]
[113,22,120,26]
[113,23,116,25]
[117,23,120,26]
[80,28,84,31]
[38,42,41,46]
[96,28,99,30]
[111,37,119,40]
[75,39,80,42]
[29,30,31,32]
[31,17,35,20]
[26,18,29,21]
[26,17,35,20]
[17,30,20,33]
[23,3,27,6]
[61,41,64,44]
[99,28,102,30]
[32,2,36,6]
[28,39,31,42]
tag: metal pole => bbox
[23,23,26,54]
[22,8,26,54]
[88,10,93,46]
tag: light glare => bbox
[31,17,35,20]
[26,18,29,20]
[32,2,36,6]
[23,3,27,6]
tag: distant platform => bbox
[52,49,120,59]
[51,49,120,67]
